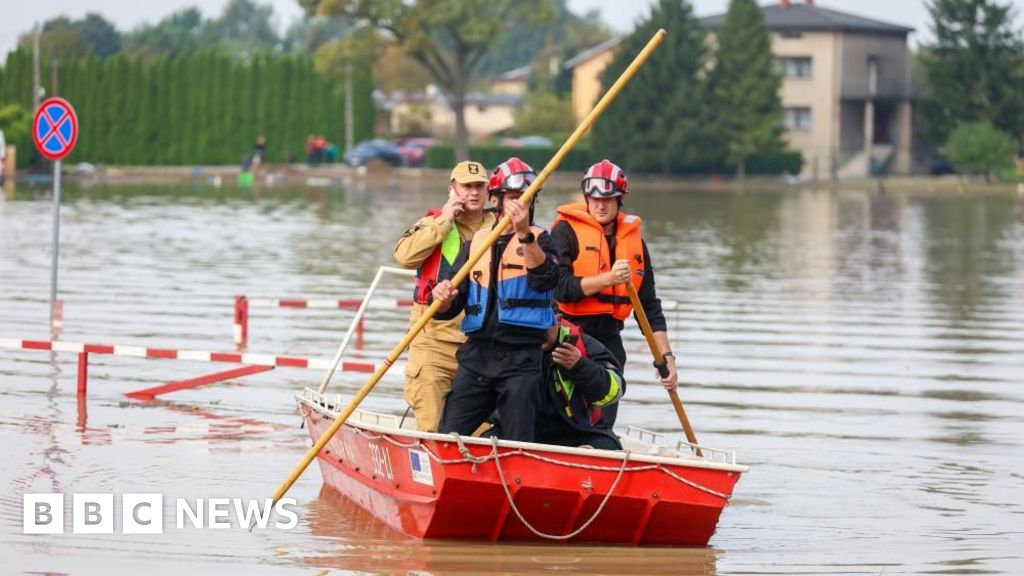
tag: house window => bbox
[775,56,812,78]
[784,107,812,131]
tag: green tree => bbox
[78,14,122,57]
[592,0,715,174]
[921,0,1024,142]
[124,9,204,58]
[513,91,575,141]
[709,0,784,179]
[306,0,554,161]
[945,121,1017,181]
[0,104,32,168]
[201,0,281,57]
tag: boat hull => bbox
[299,398,744,546]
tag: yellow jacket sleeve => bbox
[393,215,454,269]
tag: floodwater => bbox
[1,178,1022,575]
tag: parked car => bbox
[343,139,405,167]
[929,154,956,176]
[498,135,554,149]
[516,135,554,148]
[394,137,439,167]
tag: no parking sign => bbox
[33,97,78,160]
[33,97,79,332]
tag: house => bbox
[564,1,915,178]
[563,36,624,125]
[702,0,915,178]
[381,86,522,139]
[492,65,531,96]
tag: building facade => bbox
[565,1,915,178]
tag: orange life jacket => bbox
[553,203,644,320]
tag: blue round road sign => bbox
[33,97,79,161]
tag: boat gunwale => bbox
[297,390,749,474]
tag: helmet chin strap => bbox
[490,190,538,227]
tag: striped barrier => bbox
[0,338,378,399]
[234,266,417,348]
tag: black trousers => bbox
[593,333,627,430]
[439,339,543,442]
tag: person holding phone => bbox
[431,158,559,443]
[551,159,677,430]
[393,160,495,431]
[532,315,624,449]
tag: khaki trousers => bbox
[404,335,460,432]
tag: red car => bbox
[394,137,439,167]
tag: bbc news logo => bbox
[23,494,298,534]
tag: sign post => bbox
[32,97,78,333]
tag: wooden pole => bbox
[271,29,669,505]
[624,282,701,455]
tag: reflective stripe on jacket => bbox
[553,203,644,320]
[413,208,462,305]
[461,225,555,333]
[552,321,622,426]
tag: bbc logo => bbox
[24,493,164,534]
[24,493,299,533]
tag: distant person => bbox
[306,134,318,167]
[393,160,495,432]
[551,159,677,430]
[323,141,339,164]
[432,157,559,442]
[252,136,266,172]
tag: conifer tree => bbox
[709,0,784,178]
[921,0,1024,141]
[591,0,713,174]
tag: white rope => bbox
[482,434,631,540]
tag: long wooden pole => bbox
[624,282,701,455]
[271,29,669,504]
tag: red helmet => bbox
[488,157,538,195]
[581,159,628,197]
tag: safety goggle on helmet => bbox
[581,159,629,197]
[488,157,538,194]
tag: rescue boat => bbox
[297,389,747,546]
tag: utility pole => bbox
[345,63,354,153]
[33,23,42,110]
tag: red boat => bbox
[297,388,747,546]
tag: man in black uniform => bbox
[431,158,559,442]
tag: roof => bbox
[700,3,913,36]
[494,65,531,82]
[563,36,624,70]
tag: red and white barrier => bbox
[234,266,417,348]
[0,338,374,371]
[246,297,415,309]
[0,338,379,399]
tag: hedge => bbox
[425,144,802,176]
[425,144,593,173]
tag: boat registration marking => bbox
[368,441,394,480]
[408,449,433,487]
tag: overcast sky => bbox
[3,0,1023,57]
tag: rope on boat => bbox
[458,434,630,537]
[344,427,732,500]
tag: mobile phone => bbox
[562,334,578,347]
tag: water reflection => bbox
[300,486,719,575]
[1,182,1023,574]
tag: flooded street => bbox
[1,179,1023,574]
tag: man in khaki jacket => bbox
[394,161,496,431]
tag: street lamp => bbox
[345,20,371,154]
